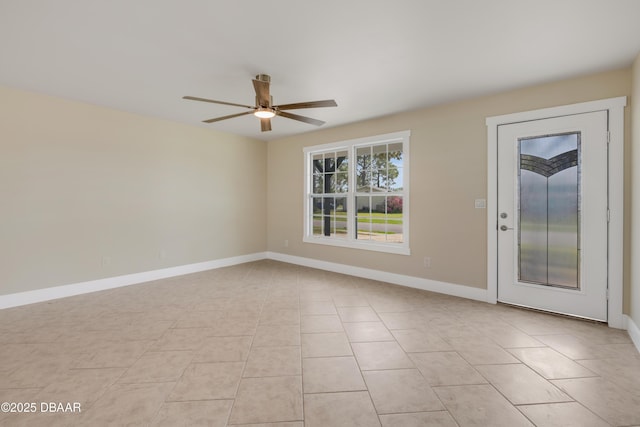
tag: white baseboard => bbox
[625,315,640,353]
[2,250,635,352]
[0,252,267,310]
[267,252,488,302]
[1,251,487,310]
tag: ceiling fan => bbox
[183,74,337,132]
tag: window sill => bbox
[303,236,411,255]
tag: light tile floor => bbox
[0,260,639,426]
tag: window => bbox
[304,130,410,255]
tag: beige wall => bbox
[631,53,640,328]
[268,68,632,309]
[1,66,633,312]
[0,85,267,296]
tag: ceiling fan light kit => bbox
[183,74,337,132]
[254,107,276,119]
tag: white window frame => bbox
[303,130,410,255]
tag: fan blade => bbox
[202,111,254,123]
[278,111,325,126]
[274,99,337,110]
[252,79,270,106]
[260,118,272,132]
[183,96,253,109]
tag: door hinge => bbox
[607,131,611,144]
[607,209,611,223]
[606,288,609,301]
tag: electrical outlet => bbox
[101,256,111,267]
[423,256,431,268]
[159,250,167,260]
[284,240,289,247]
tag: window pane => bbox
[315,197,334,237]
[387,196,403,214]
[334,196,348,238]
[368,196,384,240]
[388,167,403,191]
[356,196,371,240]
[388,144,403,191]
[323,197,335,213]
[372,145,387,191]
[370,170,386,192]
[324,173,335,193]
[313,174,323,194]
[388,221,404,243]
[312,215,322,236]
[356,146,371,173]
[356,196,370,213]
[372,144,387,166]
[357,222,371,240]
[324,153,336,172]
[372,196,386,214]
[336,172,348,192]
[334,226,348,238]
[370,230,387,242]
[329,217,345,238]
[325,215,334,236]
[313,154,323,173]
[356,171,372,192]
[388,143,403,164]
[337,151,349,172]
[312,197,323,214]
[387,196,403,243]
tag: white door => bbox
[497,111,608,321]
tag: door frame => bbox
[486,97,626,328]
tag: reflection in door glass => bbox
[518,133,580,288]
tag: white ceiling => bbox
[1,1,639,141]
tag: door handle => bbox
[500,225,513,231]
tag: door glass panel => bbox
[518,133,580,288]
[519,169,548,283]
